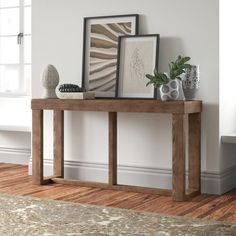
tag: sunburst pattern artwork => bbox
[82,15,138,97]
[88,22,131,92]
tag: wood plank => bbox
[53,110,64,177]
[108,112,117,185]
[186,189,201,199]
[188,113,201,192]
[51,178,109,188]
[29,185,82,199]
[183,194,233,218]
[72,189,123,205]
[177,195,218,216]
[172,113,186,201]
[31,99,202,114]
[0,176,30,189]
[132,196,172,213]
[32,109,44,185]
[112,184,171,196]
[55,187,99,201]
[43,175,61,185]
[113,193,159,210]
[51,178,172,196]
[202,198,236,221]
[159,195,209,216]
[197,197,236,219]
[93,191,140,207]
[0,163,23,170]
[184,101,202,113]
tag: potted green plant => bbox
[146,55,191,101]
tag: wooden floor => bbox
[1,163,236,224]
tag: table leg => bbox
[108,112,117,185]
[53,110,64,177]
[188,113,201,193]
[32,109,43,185]
[172,113,186,201]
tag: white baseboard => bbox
[218,166,236,194]
[28,158,236,195]
[0,147,30,165]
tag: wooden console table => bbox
[31,99,202,201]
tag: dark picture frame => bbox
[116,34,160,99]
[82,14,139,98]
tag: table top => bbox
[31,99,202,114]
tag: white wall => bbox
[32,0,224,193]
[0,97,31,127]
[0,97,31,164]
[219,0,236,171]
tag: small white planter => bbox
[159,79,185,101]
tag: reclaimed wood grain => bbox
[51,177,172,196]
[53,110,64,177]
[108,112,117,185]
[32,99,202,114]
[172,113,186,201]
[32,109,43,184]
[188,113,201,192]
[31,99,202,201]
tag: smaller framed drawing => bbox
[116,34,160,98]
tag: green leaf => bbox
[180,64,189,69]
[145,74,155,80]
[146,55,191,86]
[160,74,167,83]
[154,68,158,76]
[168,55,191,80]
[163,73,168,80]
[185,63,191,69]
[180,56,191,64]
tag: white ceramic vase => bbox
[41,64,59,99]
[181,65,200,100]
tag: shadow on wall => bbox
[220,143,236,171]
[159,37,186,73]
[201,103,220,172]
[64,111,108,162]
[139,15,187,72]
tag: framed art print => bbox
[116,34,160,98]
[82,14,139,98]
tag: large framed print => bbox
[116,34,160,99]
[82,14,139,98]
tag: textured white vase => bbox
[41,64,59,98]
[181,65,200,100]
[159,79,185,101]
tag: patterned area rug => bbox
[0,193,236,236]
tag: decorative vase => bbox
[181,65,200,100]
[41,64,59,98]
[159,78,185,101]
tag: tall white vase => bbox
[182,65,200,100]
[41,64,59,98]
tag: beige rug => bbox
[0,193,236,235]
